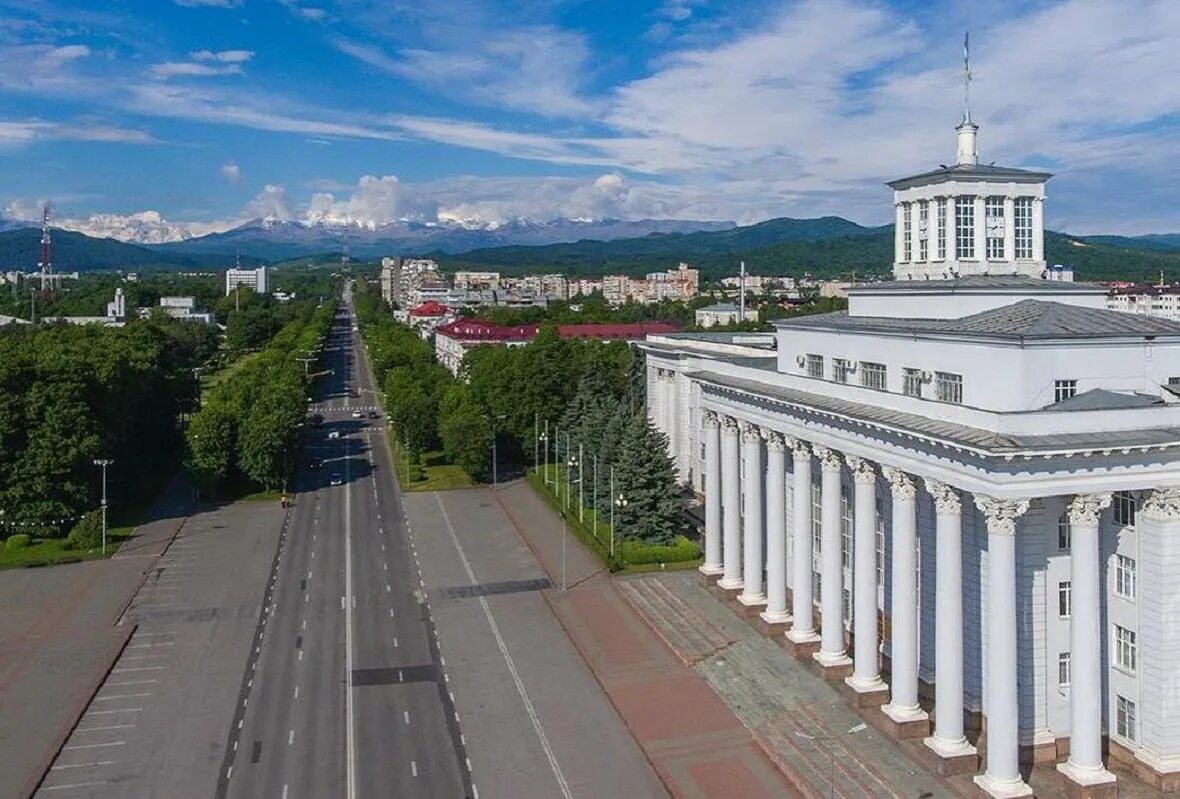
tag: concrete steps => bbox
[617,576,733,665]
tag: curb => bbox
[23,622,137,799]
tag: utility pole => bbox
[578,442,584,523]
[92,458,114,555]
[739,260,747,322]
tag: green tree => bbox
[612,411,685,545]
[185,403,236,493]
[438,384,492,478]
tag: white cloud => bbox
[221,161,241,182]
[300,7,327,20]
[242,184,292,220]
[175,0,241,8]
[190,49,254,63]
[0,118,155,148]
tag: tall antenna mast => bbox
[739,260,746,322]
[39,202,53,296]
[962,31,973,124]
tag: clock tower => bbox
[886,117,1051,281]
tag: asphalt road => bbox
[223,286,469,799]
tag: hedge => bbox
[5,534,31,551]
[619,535,700,565]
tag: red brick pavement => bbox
[496,482,802,799]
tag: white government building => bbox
[642,114,1180,798]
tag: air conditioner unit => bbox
[796,355,807,368]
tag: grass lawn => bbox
[388,435,474,492]
[0,526,134,569]
[240,488,284,502]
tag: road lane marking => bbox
[44,781,108,790]
[51,761,117,770]
[345,431,357,799]
[411,761,418,777]
[75,724,134,732]
[434,494,573,799]
[403,711,410,725]
[289,729,295,745]
[64,742,127,750]
[393,636,398,648]
[294,686,299,699]
[87,708,141,715]
[105,680,157,686]
[95,693,151,700]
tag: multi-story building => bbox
[695,302,759,328]
[641,111,1180,797]
[225,266,268,296]
[721,274,797,292]
[392,258,442,307]
[453,271,501,292]
[379,257,399,306]
[1107,284,1180,322]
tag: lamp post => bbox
[538,429,549,486]
[566,450,578,513]
[92,458,114,555]
[794,723,867,799]
[612,472,627,561]
[578,443,584,523]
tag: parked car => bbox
[351,411,362,419]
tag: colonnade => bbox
[698,409,1117,797]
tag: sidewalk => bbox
[495,480,802,799]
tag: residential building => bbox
[641,110,1180,797]
[225,266,268,296]
[407,300,453,338]
[453,271,501,291]
[1107,283,1180,322]
[152,296,214,324]
[380,257,399,306]
[695,302,759,328]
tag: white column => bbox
[973,496,1032,799]
[788,439,818,642]
[894,203,906,265]
[814,445,850,668]
[1057,494,1117,790]
[761,432,789,623]
[663,371,677,461]
[1032,197,1045,264]
[718,417,743,590]
[973,195,987,264]
[739,423,766,606]
[1003,196,1016,263]
[922,480,972,756]
[844,455,883,691]
[699,411,723,575]
[883,468,927,724]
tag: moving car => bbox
[327,430,340,439]
[351,411,362,419]
[329,473,343,486]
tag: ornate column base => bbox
[757,609,791,637]
[842,675,889,708]
[1056,762,1117,799]
[810,650,853,682]
[875,702,929,740]
[714,577,744,598]
[922,734,977,774]
[784,628,820,658]
[972,773,1033,799]
[1134,749,1180,792]
[735,591,767,618]
[697,563,724,585]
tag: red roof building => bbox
[409,300,450,318]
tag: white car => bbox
[329,474,343,486]
[327,430,340,439]
[351,411,362,419]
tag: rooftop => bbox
[848,275,1103,294]
[698,303,741,312]
[777,299,1180,339]
[887,162,1053,191]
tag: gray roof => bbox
[887,162,1052,190]
[777,300,1180,339]
[697,302,740,312]
[848,275,1104,294]
[1042,389,1163,412]
[691,370,1180,455]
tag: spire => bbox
[955,31,979,166]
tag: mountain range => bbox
[1,213,1179,284]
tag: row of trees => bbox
[184,298,335,495]
[0,316,220,534]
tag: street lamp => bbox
[566,451,579,512]
[794,722,867,799]
[611,469,627,561]
[92,458,114,555]
[538,429,549,487]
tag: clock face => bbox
[986,218,1005,237]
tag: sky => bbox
[2,0,1180,238]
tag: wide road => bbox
[223,286,469,798]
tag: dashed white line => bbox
[44,780,108,790]
[51,761,117,770]
[294,686,300,699]
[289,729,295,745]
[87,708,141,715]
[75,724,134,732]
[410,760,418,777]
[64,741,127,750]
[403,710,410,725]
[95,693,151,700]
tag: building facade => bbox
[695,302,759,328]
[641,117,1180,797]
[225,266,268,296]
[1107,283,1180,322]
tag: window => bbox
[918,201,929,262]
[956,195,976,259]
[1113,492,1137,528]
[806,354,824,379]
[1054,379,1077,402]
[902,367,923,398]
[832,358,852,384]
[842,587,852,624]
[840,487,852,570]
[985,196,1005,259]
[1057,513,1071,551]
[1058,652,1071,687]
[699,443,706,460]
[935,371,963,404]
[936,199,947,260]
[1058,581,1071,618]
[1116,696,1137,742]
[902,203,912,262]
[860,361,887,391]
[812,483,823,579]
[1114,625,1137,673]
[1014,198,1033,259]
[875,496,885,588]
[1115,554,1136,599]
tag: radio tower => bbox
[38,202,54,296]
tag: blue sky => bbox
[2,0,1180,238]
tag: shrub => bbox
[65,512,104,551]
[5,533,31,551]
[620,535,700,565]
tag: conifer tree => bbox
[612,410,685,545]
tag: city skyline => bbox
[2,0,1180,237]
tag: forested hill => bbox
[439,226,1180,283]
[0,227,259,272]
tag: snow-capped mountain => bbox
[54,211,225,244]
[146,216,737,260]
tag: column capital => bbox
[1141,487,1180,520]
[1067,493,1112,527]
[703,409,720,428]
[973,495,1030,537]
[882,466,916,500]
[844,454,875,484]
[763,430,786,452]
[720,415,740,435]
[924,478,961,515]
[786,435,810,459]
[740,421,761,444]
[812,444,841,472]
